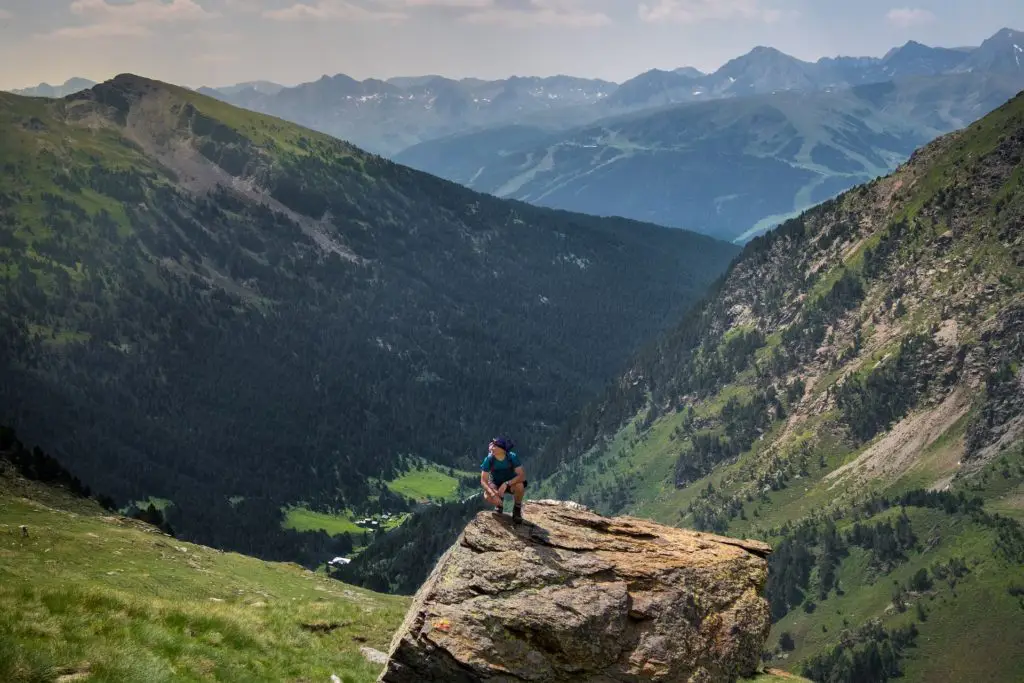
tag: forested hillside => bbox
[531,91,1024,679]
[0,75,737,563]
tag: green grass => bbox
[534,379,765,520]
[966,441,1024,522]
[767,507,1024,682]
[281,507,364,537]
[898,93,1024,221]
[384,460,473,502]
[0,473,409,683]
[0,471,804,683]
[130,497,173,512]
[748,672,812,682]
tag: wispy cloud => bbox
[399,0,491,6]
[71,0,214,23]
[460,0,611,28]
[637,0,779,24]
[264,0,607,27]
[220,0,267,12]
[44,0,215,39]
[0,9,13,21]
[885,7,936,27]
[264,1,407,21]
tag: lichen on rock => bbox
[377,500,772,682]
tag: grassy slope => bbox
[382,456,477,505]
[770,507,1024,683]
[0,470,408,683]
[0,467,811,683]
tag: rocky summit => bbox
[377,500,772,683]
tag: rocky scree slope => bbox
[378,500,772,683]
[0,75,737,564]
[532,91,1024,680]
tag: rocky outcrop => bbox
[377,500,772,683]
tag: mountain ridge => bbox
[9,77,97,98]
[527,89,1024,680]
[0,73,736,565]
[172,28,1020,155]
[395,73,1024,241]
[340,85,1024,678]
[15,29,1020,158]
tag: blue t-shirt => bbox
[481,451,522,485]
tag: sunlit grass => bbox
[0,476,409,683]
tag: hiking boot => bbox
[493,504,504,515]
[512,505,523,524]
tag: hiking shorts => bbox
[489,475,528,491]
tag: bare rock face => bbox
[377,500,772,683]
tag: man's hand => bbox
[498,482,508,496]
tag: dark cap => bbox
[490,437,514,451]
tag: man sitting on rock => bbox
[480,437,527,523]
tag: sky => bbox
[1,0,1023,90]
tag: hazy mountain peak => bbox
[961,26,1024,73]
[673,66,705,79]
[209,80,285,97]
[9,77,97,98]
[739,45,806,64]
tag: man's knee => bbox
[510,482,526,496]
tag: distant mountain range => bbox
[8,28,1023,241]
[12,28,1022,158]
[10,77,97,98]
[201,27,1024,156]
[396,29,1024,242]
[203,80,285,97]
[198,74,617,155]
[396,70,1024,242]
[604,30,1022,112]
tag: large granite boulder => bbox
[377,500,772,683]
